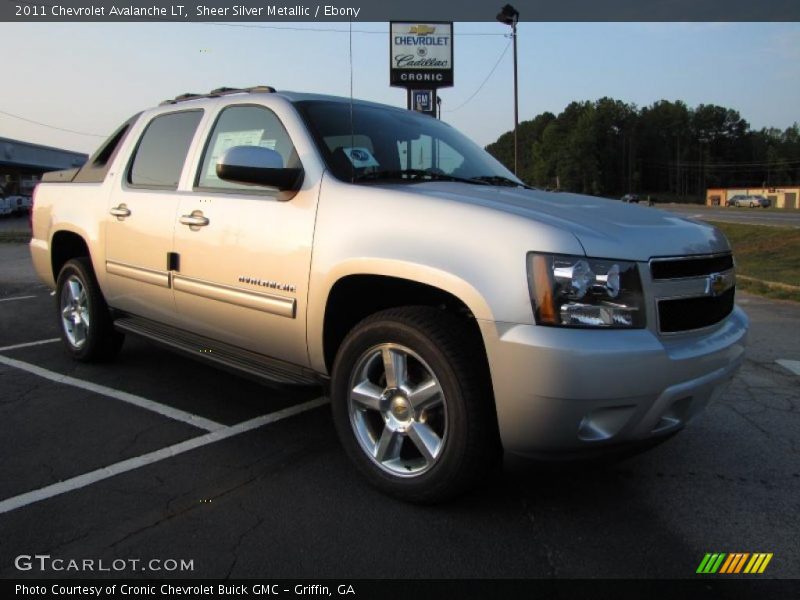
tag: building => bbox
[0,137,88,197]
[706,187,800,209]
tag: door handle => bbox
[110,204,131,218]
[179,210,210,229]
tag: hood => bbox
[386,183,730,262]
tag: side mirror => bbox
[216,145,303,191]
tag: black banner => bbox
[5,578,800,600]
[2,0,799,22]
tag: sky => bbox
[0,21,798,155]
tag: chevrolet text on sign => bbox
[390,21,453,87]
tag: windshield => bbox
[294,100,523,186]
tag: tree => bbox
[485,98,799,198]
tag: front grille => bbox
[658,287,735,333]
[651,254,733,280]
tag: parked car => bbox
[0,196,12,217]
[5,195,32,215]
[621,193,640,203]
[727,194,770,208]
[30,86,748,502]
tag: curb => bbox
[738,274,800,292]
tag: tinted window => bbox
[73,113,141,184]
[197,105,300,191]
[93,122,131,167]
[399,134,464,173]
[129,111,202,188]
[296,100,519,185]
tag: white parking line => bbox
[0,295,37,303]
[0,396,329,515]
[776,359,800,377]
[0,354,225,432]
[0,338,60,352]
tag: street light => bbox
[496,3,520,176]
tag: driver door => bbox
[171,103,318,367]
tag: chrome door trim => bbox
[172,274,296,319]
[106,260,170,288]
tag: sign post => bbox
[390,21,453,116]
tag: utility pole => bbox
[496,4,520,176]
[675,135,681,200]
[512,18,518,176]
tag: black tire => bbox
[331,306,500,503]
[55,257,124,362]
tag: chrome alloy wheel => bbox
[60,275,90,349]
[347,343,448,477]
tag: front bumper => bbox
[479,306,748,458]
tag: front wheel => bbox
[331,307,500,503]
[56,257,124,362]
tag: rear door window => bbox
[128,110,203,189]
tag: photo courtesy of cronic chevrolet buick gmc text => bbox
[30,86,748,502]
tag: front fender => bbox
[306,258,494,374]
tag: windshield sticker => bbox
[343,147,380,169]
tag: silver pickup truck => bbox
[30,86,748,502]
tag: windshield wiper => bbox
[352,169,491,186]
[469,175,532,189]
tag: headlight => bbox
[527,253,645,328]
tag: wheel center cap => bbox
[390,395,410,420]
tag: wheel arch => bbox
[315,264,493,377]
[51,229,92,282]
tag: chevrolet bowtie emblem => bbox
[705,272,734,297]
[409,25,436,35]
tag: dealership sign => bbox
[390,22,453,88]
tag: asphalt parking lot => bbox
[0,242,798,580]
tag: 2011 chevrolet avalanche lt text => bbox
[30,86,748,502]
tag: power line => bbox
[195,22,506,36]
[0,109,106,137]
[445,38,512,113]
[694,159,800,168]
[642,158,800,169]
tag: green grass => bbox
[710,221,800,302]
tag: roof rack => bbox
[159,85,276,106]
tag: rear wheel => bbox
[331,307,500,503]
[56,257,124,362]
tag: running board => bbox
[114,316,320,386]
